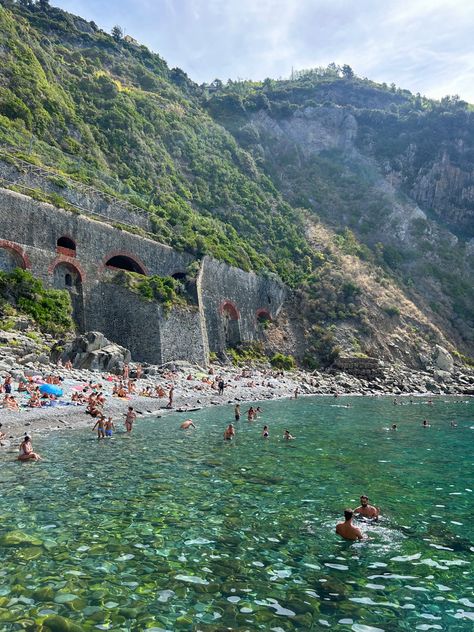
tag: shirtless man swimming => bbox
[180,419,196,430]
[353,495,379,521]
[336,509,364,541]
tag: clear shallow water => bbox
[0,396,473,631]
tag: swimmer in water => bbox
[336,509,364,541]
[180,419,196,430]
[450,420,457,428]
[262,425,269,438]
[391,424,398,430]
[283,429,295,440]
[422,419,430,427]
[223,424,235,440]
[353,495,379,521]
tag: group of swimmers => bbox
[336,495,379,541]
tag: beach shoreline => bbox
[1,361,473,457]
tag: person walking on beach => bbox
[92,415,106,439]
[224,424,235,440]
[294,387,299,399]
[124,406,136,433]
[336,509,364,541]
[234,404,241,421]
[17,434,42,462]
[166,385,174,409]
[218,379,225,396]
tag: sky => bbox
[53,0,474,102]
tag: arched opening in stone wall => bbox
[0,241,30,272]
[52,262,85,331]
[171,271,187,281]
[221,300,241,347]
[256,308,272,325]
[57,236,77,257]
[0,247,26,272]
[106,255,146,275]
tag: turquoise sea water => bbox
[0,396,473,631]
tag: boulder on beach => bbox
[52,331,131,373]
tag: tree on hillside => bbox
[342,64,354,79]
[111,25,123,41]
[38,0,50,10]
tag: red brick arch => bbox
[256,308,272,322]
[48,256,85,283]
[220,300,240,320]
[0,239,31,270]
[100,250,148,276]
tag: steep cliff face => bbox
[207,79,474,357]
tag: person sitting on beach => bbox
[4,374,12,394]
[283,429,295,440]
[336,509,364,541]
[92,415,106,439]
[155,385,165,398]
[18,379,28,393]
[180,419,196,430]
[105,417,115,437]
[262,425,269,438]
[223,424,235,441]
[0,423,6,440]
[2,394,10,409]
[18,434,42,462]
[28,392,41,408]
[64,360,72,370]
[353,495,379,521]
[6,396,19,411]
[124,406,136,433]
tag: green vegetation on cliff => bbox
[0,268,72,334]
[0,2,473,363]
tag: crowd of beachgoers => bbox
[0,361,320,449]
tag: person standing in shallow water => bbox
[223,424,235,440]
[124,406,136,433]
[336,509,364,541]
[234,404,241,421]
[353,495,379,520]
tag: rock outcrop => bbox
[56,331,131,372]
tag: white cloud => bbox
[52,0,474,101]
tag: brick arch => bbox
[220,300,240,320]
[0,239,31,269]
[100,250,148,276]
[56,234,77,257]
[256,308,272,322]
[48,256,85,283]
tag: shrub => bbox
[270,352,296,370]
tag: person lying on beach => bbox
[92,415,106,439]
[223,424,235,440]
[28,393,41,408]
[262,425,269,438]
[283,430,295,440]
[180,419,196,430]
[124,406,136,432]
[353,495,379,521]
[336,509,364,541]
[18,435,42,462]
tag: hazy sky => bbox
[53,0,474,102]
